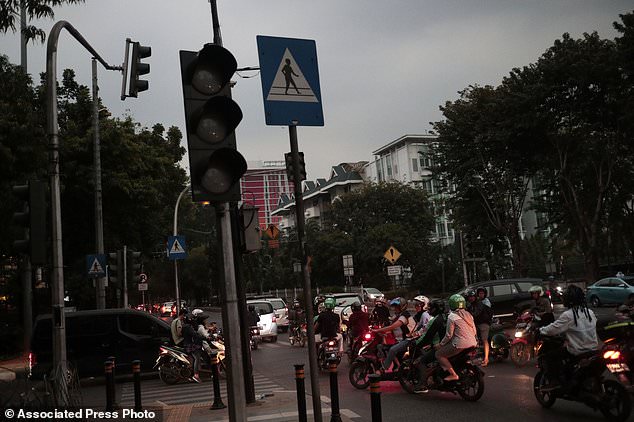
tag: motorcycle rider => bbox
[411,295,431,337]
[247,304,260,328]
[191,309,213,357]
[435,294,478,381]
[371,298,391,327]
[314,297,343,353]
[413,299,448,392]
[530,285,554,324]
[347,301,370,351]
[538,284,598,391]
[171,308,188,346]
[288,300,305,338]
[372,297,416,372]
[182,313,205,383]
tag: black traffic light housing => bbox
[129,41,151,97]
[128,250,141,278]
[180,44,247,203]
[108,250,122,284]
[284,151,307,184]
[12,180,47,265]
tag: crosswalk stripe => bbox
[120,374,284,406]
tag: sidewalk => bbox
[0,354,28,381]
[164,390,359,422]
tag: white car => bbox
[247,300,278,342]
[266,298,289,332]
[363,288,384,302]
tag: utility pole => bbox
[93,58,106,309]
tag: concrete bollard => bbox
[294,364,307,422]
[209,351,226,410]
[328,360,342,422]
[104,360,114,411]
[369,374,382,422]
[132,360,142,411]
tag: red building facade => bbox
[240,161,294,228]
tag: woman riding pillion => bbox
[435,294,478,381]
[372,297,416,372]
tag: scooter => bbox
[510,311,539,367]
[348,331,402,389]
[398,341,485,401]
[289,323,307,347]
[250,326,261,350]
[155,341,226,385]
[317,337,341,370]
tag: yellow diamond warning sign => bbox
[384,246,401,264]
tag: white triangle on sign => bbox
[90,258,104,274]
[170,239,185,255]
[266,49,319,103]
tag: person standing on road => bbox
[171,308,187,346]
[472,287,493,366]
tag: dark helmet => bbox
[464,289,476,298]
[563,285,585,308]
[351,302,362,312]
[248,305,256,312]
[179,308,189,316]
[293,300,301,309]
[428,299,445,316]
[476,287,488,298]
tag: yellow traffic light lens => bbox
[192,63,223,95]
[196,114,228,144]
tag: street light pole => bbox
[173,185,190,316]
[92,58,106,309]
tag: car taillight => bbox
[272,316,276,322]
[604,350,621,360]
[362,305,368,313]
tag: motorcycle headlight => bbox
[514,331,523,338]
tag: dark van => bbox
[30,309,171,378]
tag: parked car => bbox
[362,288,384,302]
[266,298,289,332]
[586,276,634,307]
[452,278,544,319]
[247,300,278,342]
[30,309,171,379]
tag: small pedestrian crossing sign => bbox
[266,49,319,103]
[86,254,106,278]
[167,235,187,260]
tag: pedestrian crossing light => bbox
[108,250,122,284]
[129,41,151,97]
[128,250,141,277]
[180,44,247,202]
[12,180,47,265]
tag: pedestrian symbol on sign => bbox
[266,49,319,103]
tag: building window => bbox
[412,158,418,172]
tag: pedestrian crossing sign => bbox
[167,235,187,260]
[257,35,324,126]
[86,254,106,278]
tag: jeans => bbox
[383,339,409,370]
[416,348,436,383]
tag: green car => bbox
[586,275,634,307]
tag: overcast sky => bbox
[1,1,632,179]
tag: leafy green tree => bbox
[0,0,85,43]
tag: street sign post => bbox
[167,235,187,260]
[257,36,324,127]
[387,265,403,276]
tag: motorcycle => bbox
[289,323,308,347]
[347,330,374,363]
[348,331,402,389]
[599,319,634,393]
[250,326,261,350]
[318,337,341,370]
[154,342,226,385]
[398,341,485,401]
[510,311,540,367]
[533,324,632,421]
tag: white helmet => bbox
[413,295,430,311]
[191,309,204,317]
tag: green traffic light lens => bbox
[192,63,223,95]
[196,113,228,144]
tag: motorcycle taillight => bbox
[604,350,621,360]
[363,333,373,341]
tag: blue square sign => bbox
[257,35,324,126]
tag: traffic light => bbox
[12,180,47,265]
[239,205,261,253]
[179,43,247,202]
[108,250,122,284]
[129,41,151,97]
[284,151,307,184]
[128,250,141,278]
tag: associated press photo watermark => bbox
[3,407,163,421]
